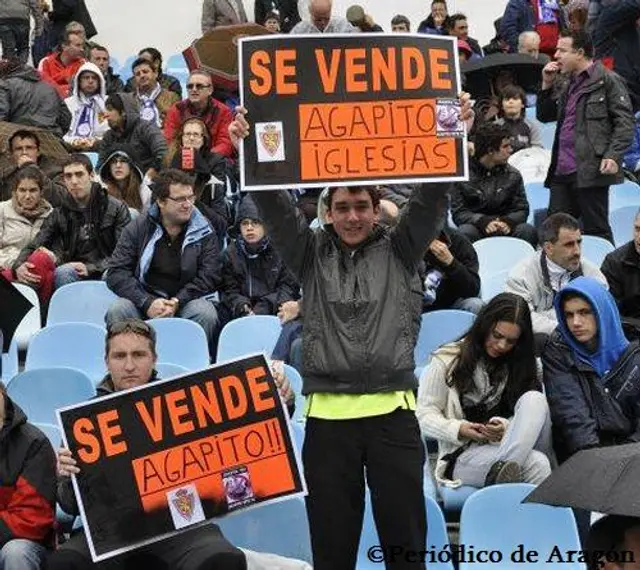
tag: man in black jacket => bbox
[0,381,56,570]
[601,208,640,328]
[254,0,301,33]
[106,169,221,354]
[542,276,640,464]
[452,121,537,247]
[12,153,130,291]
[89,44,124,96]
[537,29,635,243]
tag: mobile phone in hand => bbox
[181,148,195,170]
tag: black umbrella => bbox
[524,444,640,517]
[462,53,545,99]
[0,274,33,353]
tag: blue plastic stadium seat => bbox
[147,318,210,370]
[474,237,535,280]
[217,315,282,363]
[154,362,190,378]
[47,281,118,326]
[540,122,556,149]
[8,367,95,425]
[12,283,41,350]
[25,323,107,384]
[524,182,550,224]
[217,496,312,563]
[480,271,509,302]
[610,206,638,248]
[459,484,583,569]
[283,363,304,423]
[610,180,640,212]
[414,310,475,371]
[581,235,615,267]
[439,485,479,513]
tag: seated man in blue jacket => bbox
[105,168,221,355]
[542,276,640,464]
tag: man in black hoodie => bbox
[12,153,130,292]
[0,381,56,570]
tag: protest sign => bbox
[239,33,468,190]
[57,354,305,562]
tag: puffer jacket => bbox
[97,93,168,173]
[12,182,131,275]
[537,61,635,188]
[0,65,69,136]
[106,204,220,313]
[451,158,529,231]
[0,198,52,268]
[252,184,449,395]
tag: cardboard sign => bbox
[57,355,305,562]
[239,33,468,190]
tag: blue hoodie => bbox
[554,276,629,377]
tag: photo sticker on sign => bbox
[223,465,256,510]
[167,483,205,529]
[256,122,285,162]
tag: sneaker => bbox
[484,460,523,486]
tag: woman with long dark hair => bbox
[98,149,152,214]
[417,293,554,488]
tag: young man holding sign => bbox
[229,93,474,570]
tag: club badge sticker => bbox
[256,122,286,162]
[223,465,256,510]
[436,99,464,137]
[167,484,205,530]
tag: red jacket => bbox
[0,397,56,548]
[39,53,86,99]
[163,97,234,158]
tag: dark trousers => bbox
[0,19,30,64]
[548,177,613,243]
[303,409,427,570]
[457,222,538,247]
[45,525,246,570]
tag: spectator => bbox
[591,0,640,112]
[220,195,299,321]
[89,44,124,96]
[505,212,607,347]
[457,39,473,64]
[518,30,549,60]
[601,208,640,326]
[445,13,483,59]
[99,93,168,179]
[105,169,221,354]
[98,149,152,215]
[263,11,281,32]
[124,47,182,99]
[452,121,537,247]
[483,18,510,55]
[566,0,588,31]
[0,380,56,570]
[290,0,356,34]
[62,61,109,151]
[0,57,70,137]
[493,84,544,153]
[163,69,234,159]
[543,276,640,462]
[130,56,180,128]
[390,14,410,32]
[0,130,66,206]
[202,0,248,32]
[255,0,300,33]
[346,5,383,31]
[166,116,230,237]
[421,227,483,314]
[38,30,86,98]
[417,293,552,487]
[12,153,130,300]
[0,0,43,64]
[0,166,53,283]
[48,0,96,48]
[500,0,566,57]
[537,30,635,243]
[586,515,640,570]
[228,95,474,569]
[417,0,448,35]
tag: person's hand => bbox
[467,141,475,157]
[458,421,488,442]
[147,298,172,318]
[480,419,506,443]
[68,262,88,277]
[495,220,511,235]
[37,247,57,263]
[542,61,560,89]
[229,106,250,150]
[270,360,294,404]
[16,262,41,285]
[429,239,454,266]
[145,168,158,180]
[57,447,80,478]
[16,154,35,167]
[434,13,446,26]
[277,300,301,324]
[600,158,619,175]
[485,220,501,234]
[458,92,475,132]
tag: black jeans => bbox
[0,19,30,64]
[548,176,613,243]
[303,409,427,570]
[457,222,539,248]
